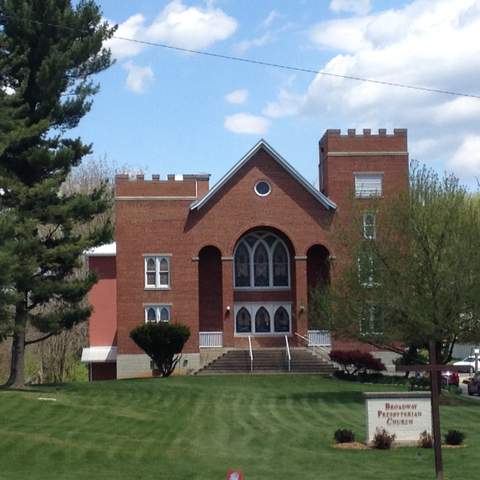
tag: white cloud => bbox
[449,136,480,179]
[224,113,270,135]
[329,0,371,16]
[107,1,237,59]
[225,89,249,105]
[265,0,480,180]
[146,0,237,50]
[261,10,281,28]
[234,32,272,54]
[106,14,146,59]
[123,62,154,93]
[263,89,302,118]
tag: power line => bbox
[3,13,480,101]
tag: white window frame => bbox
[233,232,291,290]
[363,212,376,240]
[360,304,383,335]
[354,173,383,198]
[254,180,272,197]
[144,255,171,289]
[234,302,292,336]
[144,304,172,323]
[357,253,379,288]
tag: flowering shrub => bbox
[329,350,386,374]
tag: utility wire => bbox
[3,13,480,101]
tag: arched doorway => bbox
[198,246,223,332]
[232,229,295,336]
[307,244,330,330]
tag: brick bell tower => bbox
[318,128,409,209]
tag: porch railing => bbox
[307,330,331,347]
[199,331,223,348]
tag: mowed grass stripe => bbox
[1,375,479,480]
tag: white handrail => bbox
[248,335,253,373]
[294,332,309,345]
[285,335,291,372]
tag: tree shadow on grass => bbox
[275,391,365,404]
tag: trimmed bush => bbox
[130,323,191,377]
[418,430,433,448]
[334,429,355,443]
[445,430,465,446]
[408,376,430,391]
[329,350,386,375]
[372,428,395,449]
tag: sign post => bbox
[396,340,461,480]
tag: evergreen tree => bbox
[0,0,116,388]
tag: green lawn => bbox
[0,375,478,480]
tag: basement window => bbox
[144,305,171,323]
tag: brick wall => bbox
[114,131,409,356]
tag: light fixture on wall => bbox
[226,305,231,314]
[328,254,336,262]
[299,305,305,313]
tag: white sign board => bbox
[365,392,432,445]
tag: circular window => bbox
[254,180,271,197]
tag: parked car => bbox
[467,373,480,396]
[453,356,478,374]
[441,371,459,386]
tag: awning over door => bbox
[81,346,117,363]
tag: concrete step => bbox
[196,348,337,375]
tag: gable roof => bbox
[190,139,337,211]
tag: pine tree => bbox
[0,0,116,388]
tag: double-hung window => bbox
[355,173,383,198]
[144,255,171,289]
[360,304,383,335]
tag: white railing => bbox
[248,335,253,373]
[295,331,331,363]
[199,331,223,348]
[285,335,291,372]
[308,330,331,347]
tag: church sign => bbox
[364,392,432,445]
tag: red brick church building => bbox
[82,128,409,380]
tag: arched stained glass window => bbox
[255,307,270,333]
[235,243,250,287]
[160,307,170,322]
[146,258,156,286]
[147,307,157,323]
[236,307,251,333]
[254,243,269,287]
[274,307,289,332]
[159,258,169,286]
[273,242,289,286]
[233,231,291,288]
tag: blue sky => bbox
[73,0,480,187]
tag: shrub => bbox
[329,350,386,375]
[418,430,433,448]
[334,429,355,443]
[408,376,430,391]
[445,430,465,446]
[372,428,395,449]
[130,323,191,377]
